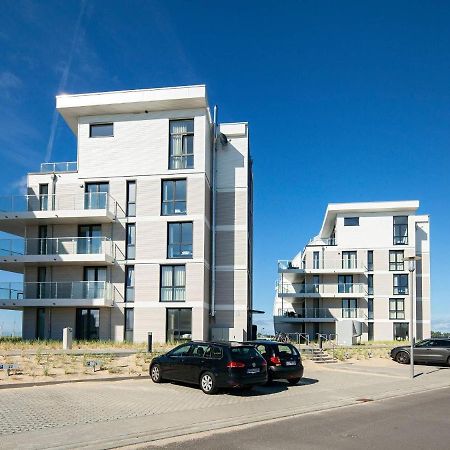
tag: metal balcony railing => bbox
[0,281,112,301]
[0,237,113,257]
[40,162,77,173]
[0,192,121,216]
[277,282,366,295]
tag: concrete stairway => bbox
[304,348,338,364]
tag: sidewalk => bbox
[1,360,449,449]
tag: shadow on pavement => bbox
[299,377,319,386]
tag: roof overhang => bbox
[319,200,420,237]
[56,85,208,134]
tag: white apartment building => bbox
[0,85,253,343]
[274,201,430,344]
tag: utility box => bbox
[63,327,73,350]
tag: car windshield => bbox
[230,346,260,360]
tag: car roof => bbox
[243,340,289,345]
[189,340,253,347]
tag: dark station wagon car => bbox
[243,340,304,385]
[150,341,268,394]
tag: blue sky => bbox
[0,0,449,335]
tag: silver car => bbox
[391,338,450,366]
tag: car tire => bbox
[150,364,163,383]
[200,372,218,395]
[396,351,410,364]
[288,378,301,385]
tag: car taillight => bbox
[270,356,281,366]
[227,361,246,368]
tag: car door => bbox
[182,344,210,383]
[428,340,450,363]
[413,340,432,362]
[164,343,192,381]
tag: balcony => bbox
[277,282,366,298]
[0,237,114,272]
[278,259,366,274]
[307,237,336,246]
[0,281,113,308]
[275,307,366,322]
[40,161,77,173]
[0,193,121,235]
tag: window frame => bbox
[368,298,374,320]
[124,307,134,342]
[125,265,135,302]
[169,119,194,170]
[393,216,408,245]
[393,273,409,295]
[367,250,374,271]
[344,217,359,226]
[126,223,136,260]
[389,250,404,271]
[167,221,193,259]
[338,274,353,293]
[126,180,136,217]
[342,251,357,269]
[161,179,187,216]
[389,298,405,319]
[342,299,357,318]
[89,122,114,138]
[160,265,186,302]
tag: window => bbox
[313,251,320,269]
[75,308,100,340]
[389,250,404,271]
[126,223,136,259]
[393,274,408,295]
[338,275,353,293]
[368,322,374,341]
[124,308,134,342]
[168,222,193,258]
[394,216,408,245]
[125,266,135,302]
[160,265,186,301]
[166,308,192,342]
[368,274,374,295]
[126,181,136,217]
[344,217,359,226]
[367,250,373,271]
[85,182,109,210]
[342,299,357,318]
[342,251,357,269]
[39,184,48,211]
[169,343,192,356]
[38,225,48,255]
[313,275,320,293]
[36,308,45,340]
[162,179,187,215]
[368,298,374,320]
[204,346,223,359]
[390,299,405,319]
[169,119,194,169]
[90,123,113,138]
[78,225,102,254]
[393,322,409,340]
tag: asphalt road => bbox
[155,386,450,449]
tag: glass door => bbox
[84,267,106,299]
[76,308,100,340]
[84,183,109,210]
[36,308,45,339]
[78,225,102,254]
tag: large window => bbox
[78,224,102,254]
[393,274,408,295]
[344,217,359,226]
[169,119,194,169]
[168,222,193,258]
[85,182,109,210]
[367,250,373,271]
[161,265,186,301]
[389,299,405,319]
[39,184,49,211]
[166,308,192,342]
[342,299,357,318]
[389,250,404,271]
[342,251,357,269]
[126,223,136,259]
[313,251,320,269]
[393,322,409,341]
[368,298,374,320]
[125,266,135,302]
[75,308,100,340]
[126,180,136,217]
[368,322,374,341]
[338,275,353,293]
[368,274,374,295]
[162,179,187,215]
[90,123,113,138]
[124,308,134,342]
[393,216,408,245]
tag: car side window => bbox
[204,346,223,359]
[170,344,192,357]
[256,345,267,357]
[191,344,209,358]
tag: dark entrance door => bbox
[36,308,45,339]
[75,308,100,340]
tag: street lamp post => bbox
[404,256,421,379]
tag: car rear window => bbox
[276,344,298,357]
[230,346,260,360]
[204,346,223,359]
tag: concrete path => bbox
[0,360,449,449]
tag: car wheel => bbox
[200,372,218,395]
[150,364,163,383]
[288,378,301,385]
[396,351,410,364]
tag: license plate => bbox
[286,361,296,366]
[247,368,260,374]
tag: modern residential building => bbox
[274,201,430,344]
[0,85,253,343]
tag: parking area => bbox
[1,358,450,449]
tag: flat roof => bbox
[319,200,420,237]
[56,84,209,134]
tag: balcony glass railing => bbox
[40,162,77,173]
[279,259,366,271]
[0,192,120,215]
[0,237,113,257]
[277,282,366,295]
[0,281,112,301]
[277,308,334,319]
